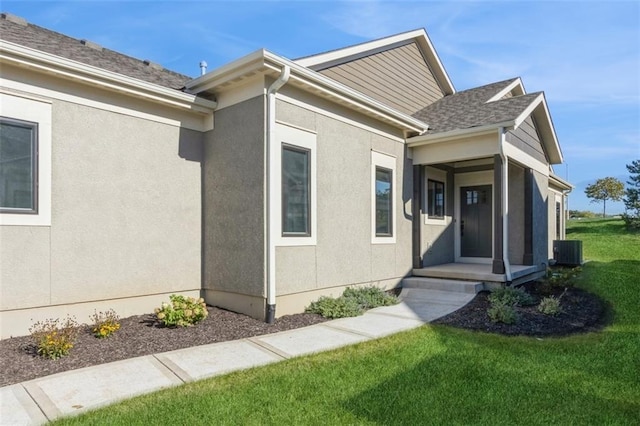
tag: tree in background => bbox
[584,177,624,217]
[622,160,640,229]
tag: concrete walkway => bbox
[1,288,474,425]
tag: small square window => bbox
[0,117,38,214]
[427,179,444,219]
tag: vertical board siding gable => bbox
[318,42,445,116]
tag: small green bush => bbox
[342,286,398,309]
[541,266,582,290]
[538,289,567,316]
[29,316,80,359]
[488,287,535,306]
[90,309,120,338]
[487,301,518,324]
[155,295,208,327]
[306,286,398,319]
[306,296,363,318]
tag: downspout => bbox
[265,65,290,323]
[498,127,513,283]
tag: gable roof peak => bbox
[295,27,455,96]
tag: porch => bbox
[412,262,544,287]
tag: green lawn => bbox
[55,219,640,425]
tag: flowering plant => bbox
[155,295,208,327]
[29,316,79,359]
[90,309,121,338]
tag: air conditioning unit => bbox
[553,240,583,266]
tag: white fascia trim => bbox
[486,78,525,103]
[407,122,514,148]
[295,28,455,95]
[0,41,217,113]
[186,49,429,135]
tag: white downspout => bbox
[498,127,513,283]
[265,65,290,323]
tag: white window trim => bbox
[424,166,450,226]
[371,150,396,244]
[0,91,52,226]
[272,122,317,246]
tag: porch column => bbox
[412,165,423,269]
[492,154,505,274]
[523,168,534,265]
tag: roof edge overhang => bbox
[549,173,573,191]
[0,40,217,113]
[407,121,514,147]
[294,28,455,96]
[186,49,430,135]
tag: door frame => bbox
[454,171,493,263]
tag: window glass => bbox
[375,167,393,236]
[428,179,445,218]
[0,118,37,212]
[282,145,310,236]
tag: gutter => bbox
[265,65,291,323]
[498,127,513,283]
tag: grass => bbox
[55,219,640,425]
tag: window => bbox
[0,118,38,213]
[371,151,396,244]
[282,145,310,236]
[375,167,393,236]
[427,179,444,219]
[272,123,316,246]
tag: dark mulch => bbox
[434,282,608,337]
[0,285,607,388]
[0,307,327,387]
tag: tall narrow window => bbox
[282,144,310,236]
[427,179,444,219]
[0,118,38,213]
[375,166,393,236]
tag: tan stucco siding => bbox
[274,97,411,305]
[506,116,547,164]
[202,96,266,298]
[1,99,203,310]
[318,42,445,116]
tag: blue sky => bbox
[5,1,639,214]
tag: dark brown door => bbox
[460,185,492,257]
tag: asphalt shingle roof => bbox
[0,13,192,90]
[412,78,541,134]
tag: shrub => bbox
[538,267,582,294]
[538,296,563,315]
[155,295,208,327]
[90,309,121,338]
[487,301,518,324]
[538,288,567,316]
[342,286,398,309]
[488,287,535,306]
[306,296,363,319]
[29,316,80,359]
[306,286,398,319]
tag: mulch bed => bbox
[0,284,607,388]
[0,308,327,387]
[434,282,607,337]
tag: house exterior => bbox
[0,14,570,338]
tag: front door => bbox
[460,185,492,257]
